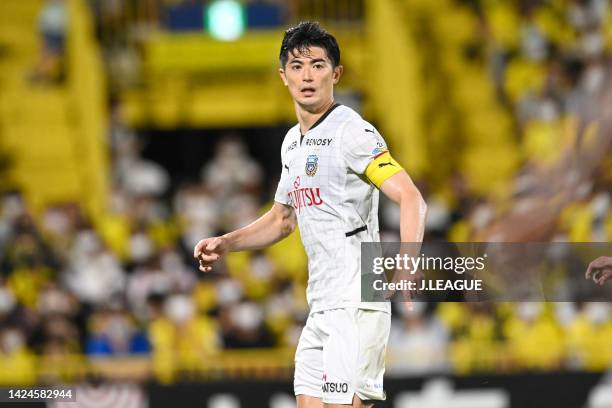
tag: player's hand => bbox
[585,256,612,286]
[388,265,423,310]
[193,236,229,273]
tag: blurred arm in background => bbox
[586,256,612,285]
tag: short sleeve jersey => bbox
[275,104,391,314]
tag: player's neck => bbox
[295,99,336,134]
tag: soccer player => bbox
[586,256,612,285]
[194,22,427,408]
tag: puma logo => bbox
[378,161,395,168]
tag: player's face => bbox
[279,46,343,112]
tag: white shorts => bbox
[294,308,391,404]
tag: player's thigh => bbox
[354,309,390,402]
[321,309,360,405]
[322,309,390,404]
[297,394,324,408]
[295,313,325,400]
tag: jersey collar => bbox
[300,103,341,136]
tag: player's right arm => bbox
[195,131,297,273]
[193,202,296,273]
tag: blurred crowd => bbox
[388,301,612,376]
[1,0,611,385]
[464,0,612,243]
[394,0,612,243]
[0,126,313,383]
[1,126,610,383]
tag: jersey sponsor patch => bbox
[322,374,349,394]
[288,187,324,214]
[305,138,333,147]
[305,154,319,176]
[322,382,349,393]
[287,141,298,152]
[365,378,384,391]
[372,141,386,156]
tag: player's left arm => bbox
[365,152,427,242]
[366,153,426,305]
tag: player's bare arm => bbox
[585,256,612,285]
[193,202,296,272]
[378,166,427,304]
[379,170,427,243]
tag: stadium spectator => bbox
[114,136,170,197]
[221,300,274,348]
[200,137,263,201]
[174,184,219,249]
[148,293,219,381]
[504,303,564,371]
[566,302,612,370]
[63,229,126,306]
[448,303,498,374]
[0,326,36,385]
[388,302,449,375]
[32,0,68,83]
[86,308,150,355]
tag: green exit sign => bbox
[205,0,246,41]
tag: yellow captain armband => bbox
[365,151,404,188]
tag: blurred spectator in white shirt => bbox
[388,302,450,375]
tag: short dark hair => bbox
[279,21,341,68]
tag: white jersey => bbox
[274,104,391,314]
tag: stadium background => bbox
[0,0,611,407]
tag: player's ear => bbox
[333,65,343,84]
[279,68,288,86]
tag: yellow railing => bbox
[3,340,607,386]
[0,349,296,386]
